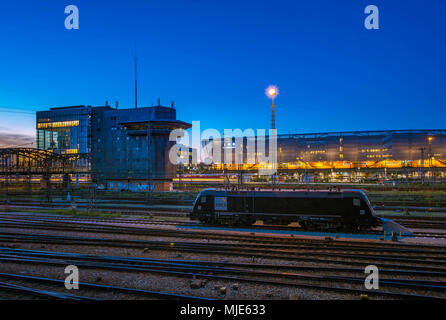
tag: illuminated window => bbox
[37,120,80,129]
[62,149,78,154]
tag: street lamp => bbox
[267,87,277,98]
[428,136,433,183]
[265,85,279,185]
[265,85,279,130]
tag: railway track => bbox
[1,228,445,255]
[1,212,446,241]
[1,230,445,272]
[1,213,445,300]
[0,247,444,300]
[2,214,446,253]
[4,201,446,231]
[4,200,446,224]
[396,222,446,230]
[1,201,190,215]
[0,280,96,300]
[1,233,444,277]
[0,213,191,227]
[0,272,211,300]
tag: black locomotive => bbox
[190,188,381,231]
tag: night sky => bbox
[0,0,445,144]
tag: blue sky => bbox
[0,0,445,142]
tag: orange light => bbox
[428,136,433,142]
[265,85,279,98]
[37,120,79,129]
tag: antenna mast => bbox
[271,95,275,130]
[134,53,138,108]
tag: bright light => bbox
[37,120,79,129]
[428,136,433,142]
[265,85,279,98]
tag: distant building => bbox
[36,105,90,154]
[274,130,446,165]
[206,130,446,181]
[36,104,190,190]
[176,144,197,168]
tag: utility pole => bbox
[271,94,276,130]
[223,163,230,188]
[266,86,278,188]
[238,163,244,189]
[89,171,97,212]
[419,147,426,184]
[178,161,183,191]
[27,157,32,195]
[44,156,52,203]
[5,156,9,205]
[428,136,433,184]
[147,122,152,203]
[134,53,138,108]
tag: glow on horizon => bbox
[0,111,36,143]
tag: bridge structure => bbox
[0,148,92,203]
[0,148,90,176]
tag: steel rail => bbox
[2,248,446,288]
[0,273,212,300]
[0,214,189,226]
[1,232,446,266]
[2,233,446,278]
[0,250,444,299]
[2,217,446,253]
[2,228,444,256]
[11,213,446,236]
[5,216,446,241]
[0,281,96,300]
[8,211,446,226]
[1,247,446,286]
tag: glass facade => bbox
[36,106,90,154]
[209,130,446,170]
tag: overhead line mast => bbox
[134,53,138,108]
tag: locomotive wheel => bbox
[341,224,355,233]
[227,220,238,227]
[306,223,318,231]
[238,220,253,227]
[358,225,370,232]
[207,218,221,226]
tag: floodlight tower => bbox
[428,136,433,184]
[265,85,279,185]
[266,86,278,129]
